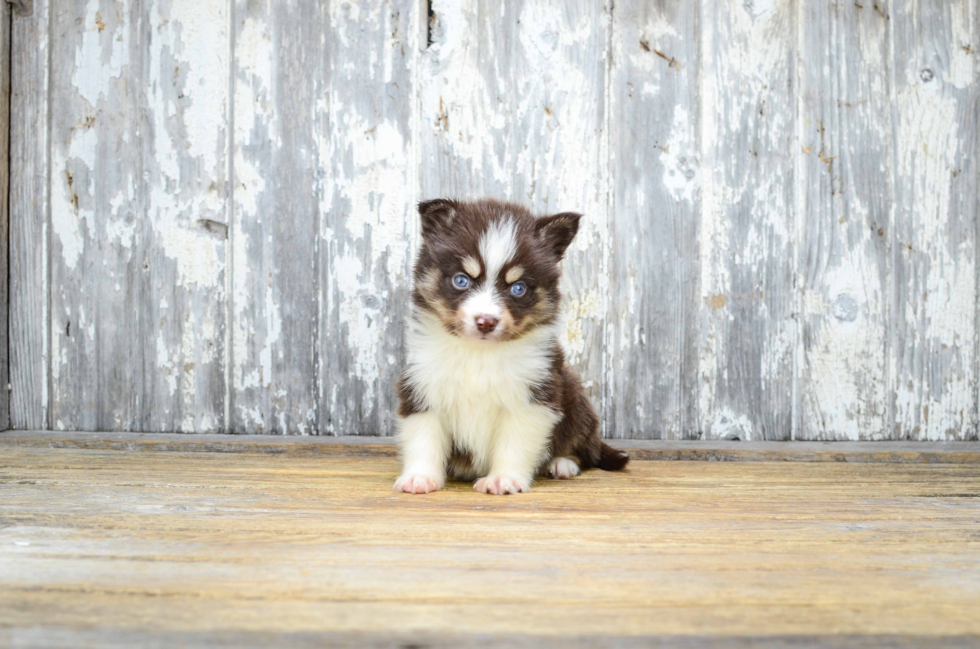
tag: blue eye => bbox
[510,282,527,297]
[453,273,470,289]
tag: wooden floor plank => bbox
[0,447,978,647]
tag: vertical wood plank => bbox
[422,0,609,430]
[891,0,979,440]
[316,2,419,436]
[0,1,11,430]
[231,1,321,433]
[699,0,796,440]
[508,0,609,429]
[46,0,228,432]
[9,0,48,429]
[421,0,514,201]
[797,0,891,439]
[607,0,700,439]
[48,0,141,430]
[141,0,230,431]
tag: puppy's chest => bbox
[409,340,550,414]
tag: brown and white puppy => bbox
[394,198,629,496]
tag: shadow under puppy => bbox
[395,198,628,495]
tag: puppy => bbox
[394,198,629,495]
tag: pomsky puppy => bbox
[395,198,629,495]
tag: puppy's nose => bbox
[475,315,498,334]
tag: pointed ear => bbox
[418,199,458,239]
[535,212,581,260]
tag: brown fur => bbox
[403,197,629,478]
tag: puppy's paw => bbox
[394,474,443,494]
[548,457,581,479]
[474,475,530,495]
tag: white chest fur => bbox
[403,313,560,474]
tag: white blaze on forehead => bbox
[462,255,481,278]
[505,266,524,284]
[478,218,517,285]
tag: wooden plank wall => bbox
[6,0,980,440]
[0,0,10,431]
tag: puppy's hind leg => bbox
[547,456,581,479]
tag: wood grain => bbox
[316,0,419,436]
[8,0,48,430]
[48,1,143,431]
[1,446,978,645]
[890,0,979,440]
[230,0,320,433]
[0,0,10,430]
[44,0,229,432]
[608,0,700,439]
[699,0,797,440]
[140,0,230,432]
[5,0,980,440]
[798,0,891,439]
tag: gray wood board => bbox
[698,0,797,440]
[0,0,10,430]
[798,0,891,439]
[8,0,48,430]
[44,0,229,432]
[607,0,700,439]
[5,0,980,439]
[231,0,321,434]
[889,0,979,440]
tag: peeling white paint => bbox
[13,0,979,440]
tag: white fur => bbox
[548,457,580,479]
[478,218,517,286]
[457,219,519,340]
[396,310,560,495]
[395,410,448,493]
[459,287,502,338]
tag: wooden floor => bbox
[1,441,979,648]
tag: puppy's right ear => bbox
[418,199,458,239]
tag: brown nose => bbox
[475,315,498,334]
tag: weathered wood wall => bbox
[7,0,980,440]
[0,0,11,431]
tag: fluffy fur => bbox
[395,198,629,496]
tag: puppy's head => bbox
[412,198,580,342]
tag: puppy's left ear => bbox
[535,212,582,260]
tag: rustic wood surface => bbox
[798,0,891,440]
[608,0,699,440]
[699,0,797,441]
[8,0,48,430]
[0,446,978,647]
[0,0,11,430]
[6,0,980,439]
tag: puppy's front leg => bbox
[394,411,448,494]
[475,405,557,495]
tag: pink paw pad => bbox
[473,475,529,495]
[393,474,442,494]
